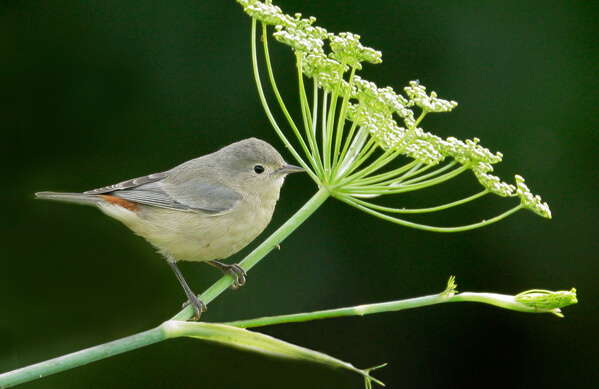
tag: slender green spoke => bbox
[347,162,431,191]
[320,90,328,154]
[347,159,423,187]
[321,89,331,174]
[323,63,347,176]
[296,54,313,134]
[252,21,308,173]
[259,24,316,176]
[335,121,366,177]
[400,163,467,186]
[331,65,356,172]
[297,59,324,176]
[310,79,320,143]
[337,104,363,163]
[338,193,524,232]
[343,163,465,194]
[336,146,401,187]
[350,166,467,194]
[346,189,490,214]
[331,134,378,183]
[342,164,470,196]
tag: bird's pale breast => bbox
[99,196,276,262]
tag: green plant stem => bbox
[222,291,454,328]
[0,327,167,388]
[0,188,331,388]
[220,288,561,329]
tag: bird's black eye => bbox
[253,165,265,174]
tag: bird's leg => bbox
[208,260,247,290]
[166,257,206,321]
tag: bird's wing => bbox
[84,173,168,194]
[84,171,242,213]
[158,178,243,213]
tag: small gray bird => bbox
[36,138,304,320]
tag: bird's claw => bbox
[225,263,247,289]
[182,295,207,321]
[209,260,247,290]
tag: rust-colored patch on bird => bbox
[99,195,140,211]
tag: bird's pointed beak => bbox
[277,163,305,175]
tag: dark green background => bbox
[1,1,597,388]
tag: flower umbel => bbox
[238,0,551,232]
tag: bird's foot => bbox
[182,295,208,321]
[209,260,247,289]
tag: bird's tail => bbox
[35,191,101,206]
